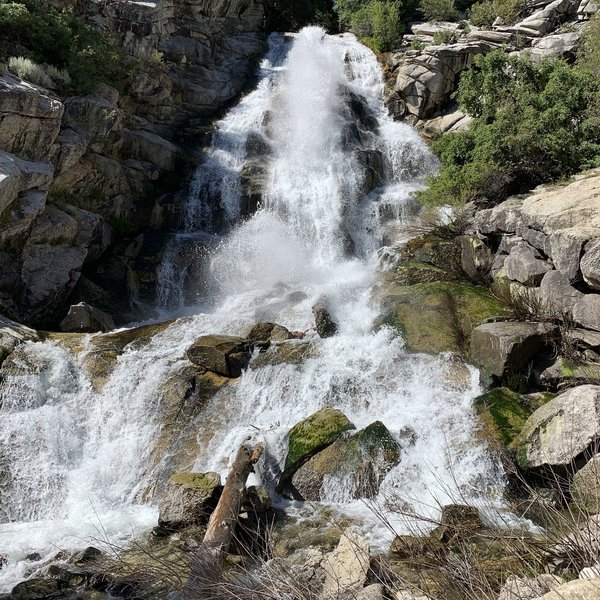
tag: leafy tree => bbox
[419,0,460,22]
[418,51,600,206]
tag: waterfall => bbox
[0,28,505,591]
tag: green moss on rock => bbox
[377,281,509,355]
[475,387,534,447]
[169,471,221,492]
[280,407,354,487]
[394,261,458,286]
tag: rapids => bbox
[0,28,506,591]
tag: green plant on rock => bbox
[468,0,522,26]
[433,29,458,44]
[417,51,600,207]
[0,0,125,91]
[420,0,460,22]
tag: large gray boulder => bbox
[540,579,600,599]
[158,471,222,530]
[573,294,600,331]
[60,302,115,333]
[514,385,600,470]
[278,407,355,491]
[470,321,557,377]
[538,270,583,315]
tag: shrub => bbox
[8,55,52,87]
[433,29,458,44]
[417,51,600,207]
[420,0,460,22]
[0,0,124,91]
[349,0,404,51]
[265,0,337,31]
[468,0,522,26]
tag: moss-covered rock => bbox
[143,366,230,501]
[250,340,318,369]
[52,320,174,390]
[394,261,458,285]
[399,234,462,272]
[377,280,509,355]
[288,421,402,501]
[277,407,354,491]
[474,387,549,447]
[158,471,222,530]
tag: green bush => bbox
[347,1,404,51]
[432,29,458,44]
[417,51,600,207]
[419,0,460,22]
[0,0,124,91]
[468,0,522,26]
[265,0,337,31]
[8,56,52,87]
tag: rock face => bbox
[60,302,115,333]
[391,43,488,120]
[186,335,253,377]
[0,0,266,327]
[278,407,355,491]
[470,321,557,378]
[158,471,222,530]
[289,421,402,501]
[514,385,600,471]
[312,298,339,338]
[472,173,600,329]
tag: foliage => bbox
[7,56,71,88]
[419,0,460,22]
[0,0,124,91]
[417,51,600,207]
[433,29,458,44]
[468,0,522,26]
[351,0,403,51]
[265,0,337,31]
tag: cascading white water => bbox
[0,28,507,591]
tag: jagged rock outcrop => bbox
[472,172,600,333]
[0,0,266,328]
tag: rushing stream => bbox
[0,29,505,591]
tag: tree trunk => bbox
[184,442,264,598]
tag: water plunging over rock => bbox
[0,28,505,592]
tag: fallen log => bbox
[185,441,264,597]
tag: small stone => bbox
[312,297,339,338]
[572,454,600,513]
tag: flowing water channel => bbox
[0,29,506,591]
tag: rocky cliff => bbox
[0,0,265,328]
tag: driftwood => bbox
[185,442,264,597]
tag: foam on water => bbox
[0,28,506,590]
